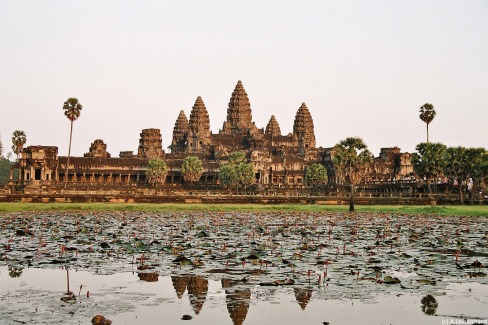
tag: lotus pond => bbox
[1,211,488,324]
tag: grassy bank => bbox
[0,202,487,216]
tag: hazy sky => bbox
[1,1,487,158]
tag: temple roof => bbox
[293,102,316,148]
[189,96,210,138]
[265,115,281,137]
[224,80,253,132]
[172,110,189,145]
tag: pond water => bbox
[1,211,488,324]
[1,267,487,324]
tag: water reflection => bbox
[8,266,23,278]
[187,276,209,315]
[421,294,438,316]
[60,266,76,303]
[222,278,251,325]
[1,267,486,325]
[294,287,313,310]
[171,275,188,299]
[138,272,159,282]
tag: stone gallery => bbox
[8,81,413,194]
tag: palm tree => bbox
[181,156,204,186]
[11,130,27,182]
[63,98,83,189]
[11,130,27,160]
[333,137,373,212]
[419,103,436,143]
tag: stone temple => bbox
[9,81,413,193]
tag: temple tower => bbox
[222,80,253,135]
[84,139,111,158]
[171,110,190,153]
[137,128,163,159]
[293,103,316,150]
[188,96,211,153]
[265,115,281,137]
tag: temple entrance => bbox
[35,169,41,180]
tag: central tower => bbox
[221,80,253,135]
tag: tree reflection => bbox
[8,266,23,278]
[421,294,438,315]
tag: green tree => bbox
[0,135,3,157]
[333,137,373,212]
[63,98,83,188]
[0,157,13,185]
[419,103,436,143]
[411,142,446,195]
[465,147,486,205]
[306,163,328,187]
[181,156,203,185]
[147,158,168,187]
[11,130,27,160]
[443,146,469,204]
[218,151,255,191]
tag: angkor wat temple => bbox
[6,81,413,195]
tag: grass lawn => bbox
[0,202,486,216]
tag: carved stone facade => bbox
[265,115,281,137]
[188,96,211,154]
[9,81,414,192]
[137,128,163,159]
[84,139,110,158]
[293,103,316,150]
[171,110,189,153]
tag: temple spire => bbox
[265,115,281,137]
[222,80,253,134]
[188,96,211,152]
[171,110,189,153]
[293,102,316,149]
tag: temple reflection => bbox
[187,276,209,315]
[222,278,251,325]
[294,288,313,310]
[138,272,159,282]
[171,275,188,299]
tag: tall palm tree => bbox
[63,98,83,189]
[419,103,436,143]
[11,130,27,160]
[333,137,373,212]
[11,130,27,182]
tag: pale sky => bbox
[1,1,487,158]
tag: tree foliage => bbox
[63,98,83,188]
[306,163,328,187]
[11,130,27,159]
[0,157,12,185]
[411,142,446,194]
[443,146,469,203]
[419,103,436,143]
[0,135,3,157]
[464,147,487,204]
[181,156,203,184]
[333,137,373,211]
[218,151,255,190]
[147,158,168,187]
